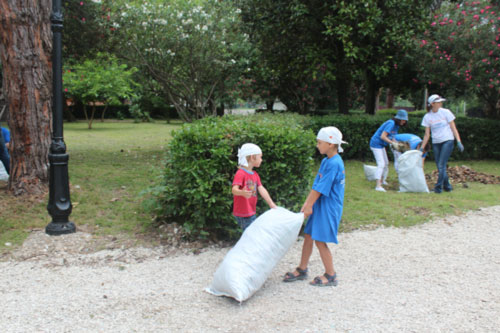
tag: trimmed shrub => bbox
[150,114,316,239]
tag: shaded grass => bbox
[0,120,182,249]
[1,119,499,250]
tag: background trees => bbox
[107,0,250,122]
[415,0,500,118]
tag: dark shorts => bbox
[234,215,256,231]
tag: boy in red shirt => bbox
[232,143,277,231]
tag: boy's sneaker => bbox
[382,181,389,186]
[375,187,386,192]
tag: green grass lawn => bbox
[1,119,499,250]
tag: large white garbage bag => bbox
[363,164,378,181]
[397,150,429,193]
[205,207,304,302]
[0,161,8,181]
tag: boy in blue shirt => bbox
[283,127,346,286]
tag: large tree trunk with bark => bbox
[0,0,52,195]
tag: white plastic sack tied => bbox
[205,207,304,302]
[397,150,429,193]
[0,161,8,181]
[363,164,378,181]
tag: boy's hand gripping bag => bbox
[205,207,304,302]
[397,150,429,193]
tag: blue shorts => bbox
[234,215,256,231]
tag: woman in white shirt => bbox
[420,94,464,193]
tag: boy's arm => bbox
[300,189,321,218]
[257,185,277,209]
[232,185,252,199]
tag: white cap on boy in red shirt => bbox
[237,143,262,167]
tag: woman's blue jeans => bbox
[433,140,454,193]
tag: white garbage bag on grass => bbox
[205,207,304,302]
[363,164,378,181]
[0,161,8,181]
[397,150,429,193]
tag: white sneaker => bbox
[382,181,389,186]
[375,187,386,192]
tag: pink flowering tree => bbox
[416,0,500,118]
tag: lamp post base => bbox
[45,221,76,235]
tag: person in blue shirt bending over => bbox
[391,133,429,170]
[369,109,408,192]
[283,126,347,287]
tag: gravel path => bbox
[1,206,499,332]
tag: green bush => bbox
[149,114,316,239]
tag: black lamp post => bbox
[46,0,76,235]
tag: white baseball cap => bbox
[428,94,446,105]
[317,126,348,153]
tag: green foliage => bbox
[63,0,117,60]
[415,1,500,118]
[108,0,251,122]
[150,114,315,238]
[63,53,140,128]
[307,114,500,161]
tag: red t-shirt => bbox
[232,168,262,217]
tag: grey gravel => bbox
[1,206,499,332]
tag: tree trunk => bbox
[364,69,379,115]
[0,0,52,195]
[336,69,350,115]
[265,99,274,111]
[386,88,395,109]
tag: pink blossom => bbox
[449,19,453,24]
[473,15,480,20]
[431,22,436,26]
[486,6,492,10]
[481,9,485,14]
[80,1,83,5]
[82,17,86,22]
[477,84,481,87]
[64,88,68,92]
[440,21,446,25]
[489,51,494,56]
[428,81,432,85]
[472,50,475,54]
[462,11,467,15]
[457,72,461,75]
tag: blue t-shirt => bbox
[1,128,10,143]
[304,154,345,244]
[394,133,422,150]
[370,119,399,148]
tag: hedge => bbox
[149,114,316,238]
[307,114,500,161]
